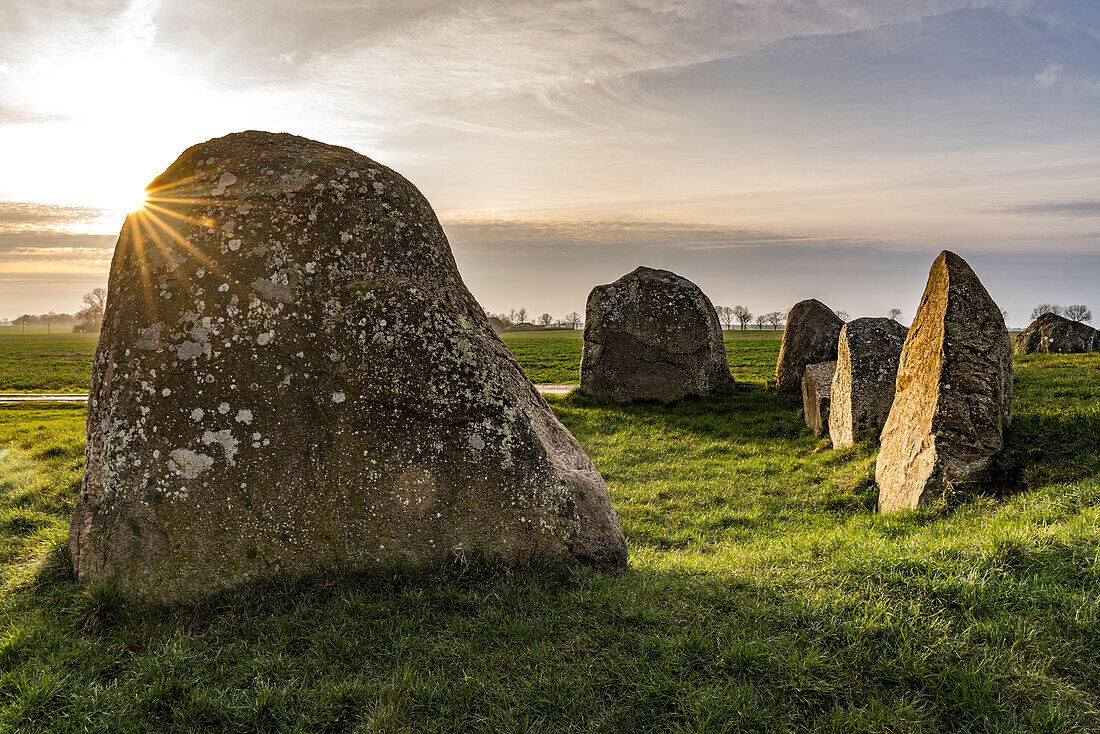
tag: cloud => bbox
[993,200,1100,217]
[0,201,110,232]
[442,217,870,254]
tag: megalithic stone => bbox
[801,361,836,438]
[1015,312,1100,354]
[876,251,1013,512]
[579,266,731,402]
[829,318,908,449]
[70,131,627,602]
[775,299,843,392]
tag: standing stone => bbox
[828,318,908,448]
[876,251,1013,512]
[70,131,627,602]
[775,299,844,391]
[1015,313,1100,354]
[801,361,836,438]
[579,267,731,402]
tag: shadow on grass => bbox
[994,412,1100,489]
[9,545,1099,732]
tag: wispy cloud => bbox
[993,199,1100,217]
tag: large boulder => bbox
[876,251,1013,512]
[775,299,844,391]
[70,131,627,602]
[828,318,908,448]
[1015,313,1100,354]
[579,267,731,402]
[801,361,836,438]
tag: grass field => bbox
[0,328,783,391]
[2,333,1100,731]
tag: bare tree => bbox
[764,311,783,329]
[1065,304,1092,322]
[755,313,768,330]
[537,312,553,326]
[732,305,753,330]
[1000,308,1008,322]
[565,311,582,329]
[887,308,902,322]
[516,307,528,325]
[1031,304,1063,320]
[714,305,734,330]
[835,310,850,322]
[73,288,108,333]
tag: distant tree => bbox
[1000,308,1008,322]
[1065,304,1092,322]
[565,311,582,329]
[764,311,783,330]
[516,307,528,325]
[537,313,553,326]
[835,310,850,322]
[716,305,735,330]
[73,288,107,333]
[732,305,753,330]
[1031,304,1063,320]
[755,313,768,330]
[887,308,902,322]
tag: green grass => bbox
[1,332,1099,731]
[0,329,782,391]
[0,333,99,393]
[500,329,781,384]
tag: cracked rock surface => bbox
[1015,313,1100,355]
[876,251,1013,513]
[579,267,731,402]
[775,299,843,392]
[70,131,626,602]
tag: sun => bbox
[127,188,150,213]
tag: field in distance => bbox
[0,327,784,391]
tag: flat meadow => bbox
[2,327,1100,731]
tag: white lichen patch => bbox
[177,341,203,360]
[235,409,253,424]
[169,449,214,479]
[256,331,275,346]
[218,402,230,414]
[190,408,205,421]
[332,392,346,403]
[212,172,238,195]
[202,429,239,464]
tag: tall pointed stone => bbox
[775,299,843,392]
[828,318,908,448]
[70,132,626,602]
[876,251,1013,512]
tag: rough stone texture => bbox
[579,267,731,402]
[828,318,908,448]
[801,361,836,438]
[876,251,1013,513]
[70,131,627,602]
[1014,313,1100,355]
[775,299,844,392]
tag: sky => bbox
[1,0,1098,327]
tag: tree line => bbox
[9,288,106,333]
[1032,304,1092,322]
[485,308,584,330]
